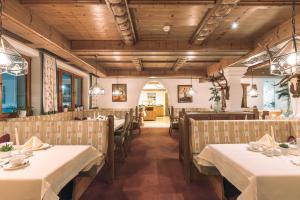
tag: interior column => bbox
[224,67,248,111]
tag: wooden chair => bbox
[168,106,179,136]
[131,106,141,135]
[114,112,130,161]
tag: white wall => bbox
[97,78,213,109]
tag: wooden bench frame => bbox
[180,109,257,183]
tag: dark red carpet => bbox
[80,128,218,200]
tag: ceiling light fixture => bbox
[268,0,300,76]
[163,25,171,32]
[248,68,258,98]
[0,1,28,76]
[189,75,196,96]
[231,22,239,29]
[89,55,105,96]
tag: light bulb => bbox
[163,25,171,32]
[188,88,195,95]
[287,53,297,66]
[248,87,258,98]
[0,53,10,65]
[93,87,101,95]
[270,64,276,71]
[231,22,239,29]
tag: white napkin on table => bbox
[257,134,276,147]
[22,136,44,150]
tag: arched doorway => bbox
[138,81,170,127]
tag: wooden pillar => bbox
[107,115,115,183]
[241,83,250,108]
[183,114,191,183]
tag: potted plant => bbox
[209,86,221,112]
[63,105,68,112]
[276,83,292,117]
[13,106,27,118]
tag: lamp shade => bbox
[188,87,195,95]
[248,85,258,98]
[0,37,28,76]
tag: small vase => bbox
[214,101,221,112]
[63,108,68,112]
[18,110,27,118]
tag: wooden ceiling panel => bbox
[143,62,174,68]
[25,4,121,40]
[207,6,300,42]
[101,62,135,70]
[131,5,209,41]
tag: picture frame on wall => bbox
[112,84,127,102]
[178,85,193,103]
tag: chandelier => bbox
[88,56,104,96]
[0,1,28,76]
[268,0,300,76]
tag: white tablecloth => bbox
[0,145,102,200]
[196,144,300,200]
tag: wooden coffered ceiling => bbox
[3,0,300,78]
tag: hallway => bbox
[81,128,218,200]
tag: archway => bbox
[138,81,170,127]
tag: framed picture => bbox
[178,85,193,103]
[112,84,127,102]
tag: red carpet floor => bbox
[80,128,218,200]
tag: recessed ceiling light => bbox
[163,25,171,32]
[231,22,239,29]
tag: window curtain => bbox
[42,54,58,113]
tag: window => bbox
[263,80,290,113]
[0,56,31,117]
[62,73,72,108]
[2,74,26,113]
[74,77,82,107]
[57,69,83,112]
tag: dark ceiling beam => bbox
[20,0,300,6]
[106,68,206,78]
[190,0,240,45]
[105,0,136,45]
[71,40,252,54]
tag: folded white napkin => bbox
[23,136,44,150]
[258,134,276,147]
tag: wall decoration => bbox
[42,53,57,113]
[112,84,127,102]
[178,85,193,103]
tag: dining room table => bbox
[195,144,300,200]
[0,145,102,200]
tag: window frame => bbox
[0,55,31,118]
[57,69,83,112]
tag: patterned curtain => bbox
[43,54,58,113]
[90,74,99,109]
